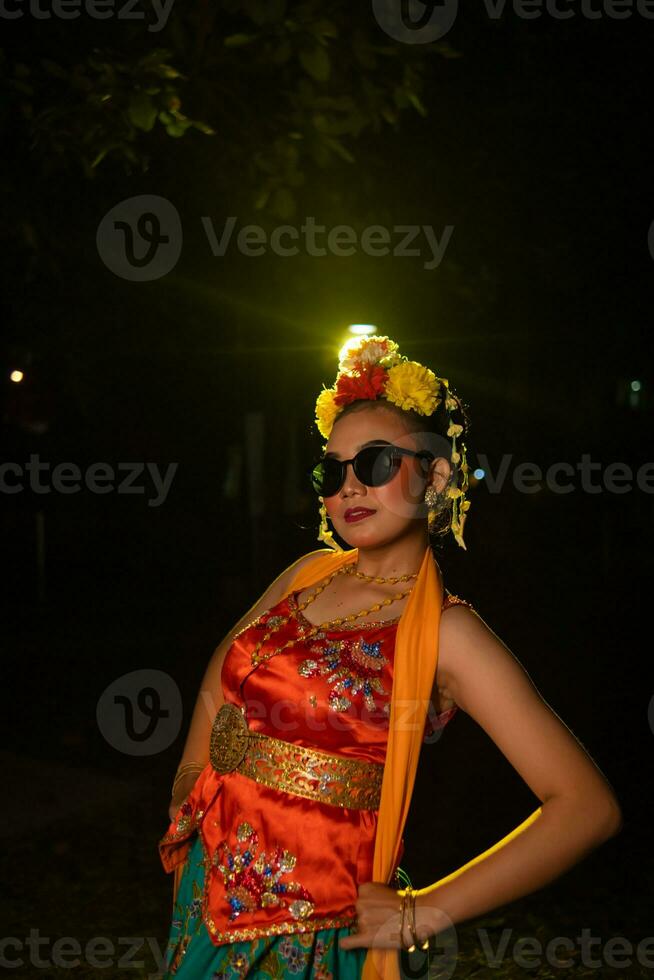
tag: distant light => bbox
[10,370,24,383]
[630,379,642,392]
[473,468,485,480]
[348,324,376,336]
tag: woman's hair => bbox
[332,385,471,551]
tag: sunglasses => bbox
[309,444,434,498]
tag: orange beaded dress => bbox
[158,579,471,973]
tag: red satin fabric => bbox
[158,589,462,946]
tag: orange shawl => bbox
[287,543,443,980]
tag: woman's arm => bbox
[340,605,622,951]
[168,550,328,817]
[415,605,623,937]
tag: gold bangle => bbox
[171,762,204,796]
[408,891,429,952]
[402,887,416,952]
[398,891,410,952]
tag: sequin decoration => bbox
[298,636,389,712]
[212,821,315,923]
[175,801,193,835]
[258,615,286,630]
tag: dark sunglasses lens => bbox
[310,459,341,496]
[356,446,399,486]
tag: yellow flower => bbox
[447,422,463,438]
[384,361,440,416]
[315,387,341,439]
[452,499,471,550]
[451,450,461,464]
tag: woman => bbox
[158,336,622,980]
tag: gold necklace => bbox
[250,564,413,667]
[344,566,419,585]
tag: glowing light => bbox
[630,379,641,392]
[10,370,24,383]
[348,324,376,336]
[473,468,485,480]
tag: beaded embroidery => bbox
[298,636,389,713]
[212,821,315,923]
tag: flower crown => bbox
[314,335,471,550]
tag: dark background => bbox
[2,2,653,976]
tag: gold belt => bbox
[209,702,383,810]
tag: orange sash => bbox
[287,544,443,980]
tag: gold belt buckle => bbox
[210,702,249,774]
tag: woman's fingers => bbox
[338,882,406,949]
[339,930,371,950]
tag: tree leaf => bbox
[299,43,330,82]
[408,91,427,117]
[324,135,354,163]
[127,92,158,132]
[224,33,258,47]
[272,186,296,219]
[312,18,338,38]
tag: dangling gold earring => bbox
[424,484,448,532]
[424,485,448,510]
[317,497,343,552]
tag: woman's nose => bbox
[341,461,365,493]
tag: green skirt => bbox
[163,833,369,978]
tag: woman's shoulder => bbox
[271,549,337,601]
[283,548,337,582]
[442,590,474,613]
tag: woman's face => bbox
[322,405,433,548]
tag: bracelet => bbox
[171,762,204,796]
[399,888,416,952]
[407,888,429,952]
